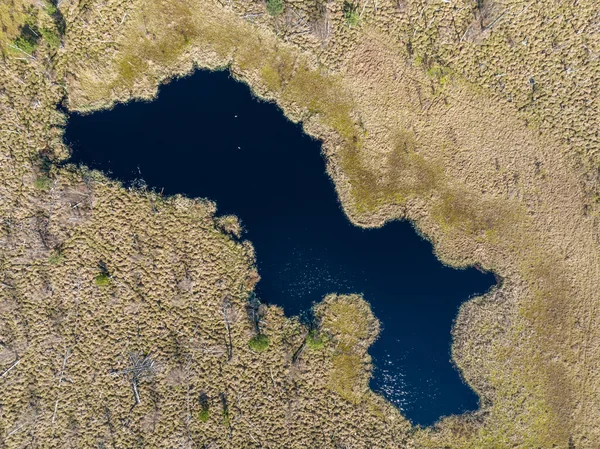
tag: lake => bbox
[63,69,496,426]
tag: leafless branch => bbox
[0,359,20,378]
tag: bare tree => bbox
[221,297,236,361]
[111,352,156,407]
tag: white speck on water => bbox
[274,247,353,300]
[374,351,410,412]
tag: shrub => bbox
[266,0,284,16]
[220,393,230,427]
[13,36,36,54]
[48,251,63,265]
[94,273,111,286]
[40,28,60,48]
[44,2,57,16]
[12,22,40,55]
[34,175,52,191]
[343,2,360,26]
[198,409,210,422]
[306,330,324,349]
[198,392,210,422]
[248,334,270,352]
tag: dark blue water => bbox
[63,70,495,426]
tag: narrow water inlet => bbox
[63,69,496,426]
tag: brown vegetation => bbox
[0,0,598,447]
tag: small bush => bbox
[343,2,360,26]
[197,409,209,422]
[34,175,52,191]
[220,393,230,427]
[40,28,60,48]
[44,1,57,16]
[306,330,324,349]
[12,22,40,55]
[94,273,111,287]
[48,251,63,265]
[248,334,270,352]
[198,392,210,422]
[266,0,284,16]
[13,36,36,54]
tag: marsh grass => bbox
[61,1,590,445]
[340,131,443,213]
[341,129,518,241]
[330,352,363,402]
[114,0,199,88]
[433,187,512,235]
[517,255,576,443]
[315,295,378,403]
[282,62,356,140]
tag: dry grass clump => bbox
[215,215,242,239]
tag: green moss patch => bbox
[248,333,270,352]
[94,273,111,286]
